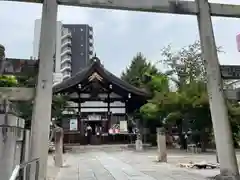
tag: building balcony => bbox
[89,34,93,39]
[89,42,93,47]
[61,39,72,48]
[61,48,72,57]
[63,73,71,80]
[61,56,71,64]
[89,50,93,55]
[89,38,94,44]
[60,64,71,72]
[89,31,93,36]
[61,29,72,40]
[89,46,94,52]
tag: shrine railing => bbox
[9,158,40,180]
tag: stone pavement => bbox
[47,153,69,180]
[55,149,215,180]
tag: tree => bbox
[122,53,170,136]
[121,52,159,89]
[140,74,170,120]
[122,42,240,150]
[51,94,70,122]
[157,41,225,150]
[160,40,223,87]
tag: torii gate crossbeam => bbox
[22,0,240,180]
[59,0,240,18]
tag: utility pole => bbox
[196,0,239,179]
[29,0,58,179]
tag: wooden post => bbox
[78,94,84,136]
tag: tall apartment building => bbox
[32,19,94,83]
[63,24,94,76]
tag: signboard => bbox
[220,65,240,79]
[69,119,78,131]
[224,89,238,101]
[88,114,101,121]
[119,121,127,132]
[2,58,38,76]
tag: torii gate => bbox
[5,0,239,179]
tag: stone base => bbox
[135,140,143,151]
[156,152,167,162]
[214,174,240,180]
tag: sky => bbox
[0,0,240,77]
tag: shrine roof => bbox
[53,57,149,97]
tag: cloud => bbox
[0,0,240,76]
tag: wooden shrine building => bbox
[53,57,149,145]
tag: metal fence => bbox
[9,158,39,180]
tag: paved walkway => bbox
[55,149,215,180]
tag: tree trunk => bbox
[177,123,186,149]
[200,129,208,152]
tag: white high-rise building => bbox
[33,20,94,84]
[32,19,72,84]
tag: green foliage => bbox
[16,75,36,87]
[51,94,70,121]
[0,74,68,128]
[146,74,169,93]
[121,52,159,89]
[122,52,171,124]
[140,102,159,120]
[13,75,36,128]
[160,40,223,87]
[160,41,205,84]
[15,101,33,128]
[122,42,228,149]
[0,75,18,87]
[164,111,182,126]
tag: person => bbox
[86,124,92,145]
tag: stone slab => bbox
[55,149,214,180]
[0,87,34,101]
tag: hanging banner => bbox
[88,114,101,121]
[69,119,78,131]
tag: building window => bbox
[81,44,83,47]
[80,53,84,56]
[80,28,83,31]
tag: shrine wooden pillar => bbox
[78,91,84,136]
[125,99,128,122]
[106,91,110,132]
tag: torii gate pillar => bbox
[29,0,58,179]
[196,0,239,179]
